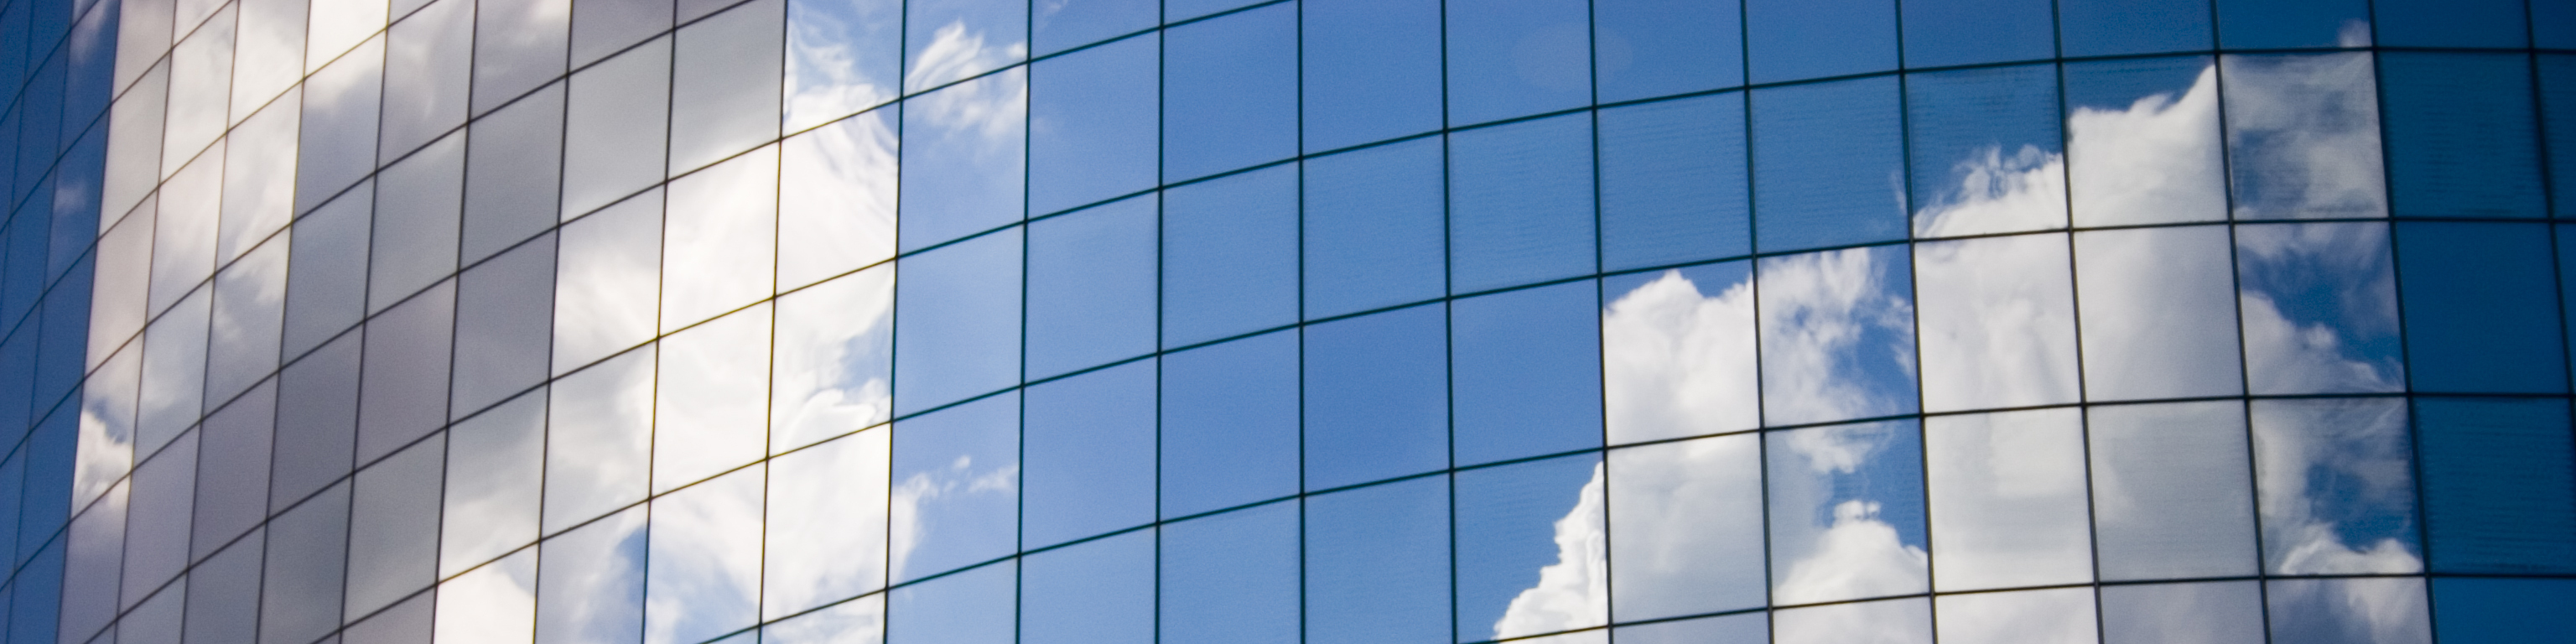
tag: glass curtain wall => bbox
[32,0,2576,643]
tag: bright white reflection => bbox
[2100,581,2266,644]
[443,393,545,577]
[2251,399,2422,575]
[553,191,662,374]
[764,593,886,644]
[2067,66,2225,226]
[543,347,656,533]
[1601,269,1758,444]
[786,0,900,130]
[2075,226,2243,400]
[654,305,773,493]
[220,99,299,262]
[434,550,538,644]
[1924,408,2091,591]
[1914,234,2079,412]
[662,148,778,332]
[2267,578,2430,644]
[1768,422,1928,605]
[904,20,1028,94]
[2236,223,2402,394]
[151,151,222,313]
[1758,247,1917,427]
[771,267,893,453]
[1772,597,1931,644]
[231,0,307,117]
[1492,463,1609,641]
[136,291,209,453]
[162,8,235,174]
[305,0,387,72]
[1504,630,1608,644]
[88,212,153,371]
[2222,53,2386,221]
[1606,434,1766,621]
[2087,402,2259,581]
[646,466,766,644]
[765,428,893,620]
[1912,147,2065,237]
[779,110,899,291]
[75,346,138,509]
[1934,588,2097,644]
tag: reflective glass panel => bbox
[2221,53,2386,221]
[1607,426,1763,622]
[893,227,1022,415]
[765,427,893,618]
[645,466,766,644]
[1758,246,1917,426]
[1752,78,1905,252]
[1160,500,1299,644]
[1765,420,1927,605]
[2250,398,2423,575]
[1301,0,1441,152]
[1593,0,1740,104]
[1924,408,2091,591]
[1303,304,1448,490]
[1447,113,1595,293]
[1162,3,1296,180]
[1601,263,1758,445]
[1025,195,1156,378]
[898,69,1026,252]
[1913,233,2079,412]
[1456,454,1605,641]
[1445,0,1588,125]
[1302,138,1446,319]
[1029,34,1158,216]
[2064,56,2225,227]
[2087,401,2258,581]
[1452,282,1601,465]
[891,393,1019,582]
[1162,165,1297,346]
[1597,94,1748,271]
[2414,398,2576,574]
[2234,222,2402,395]
[1161,330,1300,518]
[1743,0,1893,84]
[2074,226,2243,401]
[1306,477,1451,644]
[1022,361,1156,547]
[1021,531,1154,644]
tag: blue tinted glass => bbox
[1449,114,1597,293]
[1453,282,1602,465]
[1900,0,2051,68]
[904,0,1027,91]
[2396,222,2568,394]
[1021,531,1155,644]
[1030,34,1159,216]
[1034,0,1155,55]
[2382,54,2544,219]
[1167,0,1265,22]
[1303,0,1442,152]
[894,227,1022,415]
[1594,0,1742,104]
[1161,500,1301,644]
[1752,77,1905,253]
[2432,578,2576,644]
[1161,330,1301,517]
[1743,0,1894,84]
[2058,0,2212,57]
[1304,138,1446,318]
[2234,222,2404,394]
[1164,165,1298,346]
[1022,361,1156,548]
[1454,454,1602,641]
[1765,420,1928,604]
[1758,246,1919,425]
[2373,0,2525,48]
[2542,3,2576,49]
[887,560,1015,644]
[891,393,1021,582]
[1905,64,2064,236]
[1306,477,1452,644]
[2214,0,2369,49]
[901,76,1026,252]
[1305,304,1449,490]
[2248,398,2422,575]
[1446,0,1590,125]
[2548,57,2576,217]
[1164,3,1296,180]
[1598,94,1749,270]
[1026,195,1157,378]
[2415,397,2576,574]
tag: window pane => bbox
[1758,246,1917,426]
[2266,578,2430,644]
[2058,0,2210,57]
[1914,233,2079,412]
[441,391,543,577]
[770,266,895,453]
[2100,581,2264,644]
[1033,0,1152,56]
[2064,57,2225,227]
[1452,114,1587,293]
[891,393,1019,582]
[1456,454,1604,641]
[536,507,647,644]
[1301,0,1441,152]
[1452,282,1601,465]
[1302,139,1446,319]
[645,465,766,644]
[432,549,537,644]
[766,428,894,615]
[2214,0,2371,49]
[1445,0,1589,125]
[1933,588,2096,644]
[1924,409,2091,591]
[1161,500,1299,644]
[1766,420,1926,605]
[462,84,564,264]
[1602,263,1758,445]
[345,438,444,619]
[2372,0,2525,48]
[669,0,785,174]
[2395,222,2567,393]
[1163,3,1296,180]
[450,232,555,417]
[904,0,1026,92]
[2221,53,2386,221]
[1597,94,1748,271]
[2430,578,2576,644]
[652,305,772,493]
[1773,598,1929,644]
[893,227,1022,415]
[1025,195,1156,378]
[786,0,901,130]
[369,135,465,314]
[561,37,669,218]
[898,68,1026,252]
[1022,361,1156,547]
[2088,401,2257,581]
[1306,478,1451,644]
[1743,0,1893,84]
[660,147,778,332]
[471,0,569,116]
[2074,226,2243,401]
[552,190,662,374]
[1900,0,2050,68]
[1593,0,1741,103]
[2381,53,2544,218]
[2250,398,2423,575]
[1304,304,1448,490]
[1608,434,1764,621]
[2234,221,2402,395]
[779,106,900,290]
[543,347,656,533]
[2415,397,2576,574]
[887,561,1016,644]
[1752,78,1904,253]
[1907,65,2064,238]
[1161,330,1300,518]
[1162,165,1298,346]
[1021,531,1154,644]
[380,0,471,162]
[1029,34,1157,216]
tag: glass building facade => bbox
[1,0,2573,642]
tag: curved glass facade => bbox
[6,0,2575,642]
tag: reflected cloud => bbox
[1758,247,1916,426]
[765,428,893,620]
[779,111,900,290]
[646,467,766,644]
[1605,434,1766,621]
[2223,53,2386,221]
[1602,269,1758,444]
[1491,463,1609,640]
[2067,65,2225,226]
[434,550,538,644]
[2252,399,2422,576]
[1773,597,1931,644]
[2267,578,2430,644]
[905,21,1029,95]
[1913,145,2064,237]
[662,150,779,332]
[1935,588,2097,644]
[771,267,894,453]
[2236,223,2402,394]
[543,347,657,533]
[653,306,773,492]
[765,593,887,644]
[553,193,663,373]
[1925,409,2092,591]
[1770,422,1929,605]
[1914,234,2079,412]
[787,0,901,130]
[75,346,139,509]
